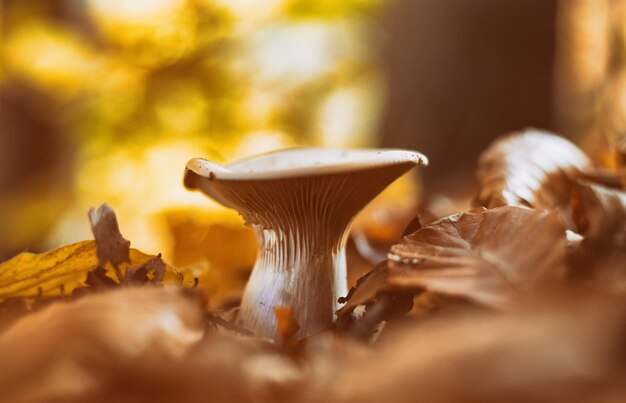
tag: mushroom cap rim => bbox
[185,147,428,181]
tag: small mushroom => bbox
[184,148,428,340]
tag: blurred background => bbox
[1,0,624,303]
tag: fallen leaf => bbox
[475,129,590,227]
[617,138,626,188]
[0,241,98,299]
[579,167,624,190]
[336,284,414,342]
[205,310,254,337]
[0,242,182,301]
[0,204,183,301]
[83,265,118,291]
[0,286,205,402]
[85,332,305,403]
[572,181,626,243]
[570,181,626,289]
[0,287,307,403]
[88,203,131,267]
[339,206,568,313]
[124,253,166,285]
[332,294,626,403]
[127,248,184,286]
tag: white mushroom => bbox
[184,148,428,340]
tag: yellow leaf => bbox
[0,241,98,299]
[0,243,185,301]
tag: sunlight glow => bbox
[4,22,99,97]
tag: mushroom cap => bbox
[184,147,428,214]
[185,148,428,182]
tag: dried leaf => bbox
[332,294,626,403]
[617,138,626,188]
[84,332,304,403]
[124,254,166,285]
[476,129,590,226]
[0,287,205,402]
[88,203,131,267]
[0,241,98,299]
[128,248,184,286]
[340,206,568,313]
[205,310,254,337]
[570,181,626,288]
[336,286,414,342]
[0,242,183,300]
[0,287,305,402]
[572,181,626,244]
[579,167,624,190]
[84,265,118,291]
[0,204,183,300]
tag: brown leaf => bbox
[205,310,254,337]
[476,129,590,227]
[84,265,118,291]
[0,286,309,402]
[339,206,568,313]
[572,181,626,244]
[336,286,415,342]
[127,248,184,286]
[579,167,625,190]
[88,203,131,268]
[332,294,626,403]
[124,254,166,285]
[617,138,626,188]
[0,287,205,402]
[570,181,626,288]
[86,203,183,287]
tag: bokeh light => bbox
[0,0,401,304]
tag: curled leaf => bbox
[88,203,131,267]
[572,181,626,244]
[476,129,590,222]
[340,206,567,313]
[579,167,624,190]
[570,181,626,288]
[124,254,166,285]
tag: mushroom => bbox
[184,148,428,340]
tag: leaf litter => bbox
[1,129,626,401]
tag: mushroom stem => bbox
[241,221,349,340]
